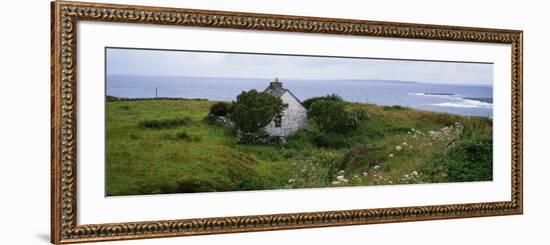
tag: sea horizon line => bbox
[106,74,492,87]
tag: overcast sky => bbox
[106,48,493,86]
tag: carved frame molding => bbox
[51,1,523,243]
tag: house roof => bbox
[263,78,306,107]
[264,78,287,97]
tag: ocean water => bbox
[107,75,493,117]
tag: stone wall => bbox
[264,91,308,137]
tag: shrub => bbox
[444,139,493,182]
[231,89,287,134]
[209,102,230,117]
[308,99,347,133]
[302,94,343,109]
[138,117,192,129]
[308,99,365,134]
[284,129,314,150]
[423,138,493,182]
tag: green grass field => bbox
[106,99,493,196]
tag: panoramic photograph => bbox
[105,47,493,196]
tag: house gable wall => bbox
[264,91,308,137]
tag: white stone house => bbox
[263,78,308,137]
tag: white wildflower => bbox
[339,170,345,174]
[412,171,418,176]
[362,172,368,177]
[388,181,393,184]
[354,175,359,178]
[336,175,345,180]
[388,154,394,158]
[288,179,295,183]
[374,165,380,170]
[332,181,339,185]
[340,178,349,183]
[402,142,408,146]
[395,145,402,151]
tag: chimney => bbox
[270,77,283,89]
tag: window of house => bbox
[274,115,282,127]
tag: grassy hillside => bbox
[106,99,492,196]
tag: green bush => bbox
[209,101,231,117]
[302,94,344,109]
[284,129,314,150]
[423,139,493,182]
[445,139,493,182]
[231,89,287,134]
[307,99,348,133]
[308,99,367,134]
[138,117,192,129]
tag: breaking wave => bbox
[408,92,493,109]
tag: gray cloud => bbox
[106,48,493,85]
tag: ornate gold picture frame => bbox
[51,1,523,243]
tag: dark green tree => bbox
[307,99,348,133]
[307,99,368,134]
[231,90,287,134]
